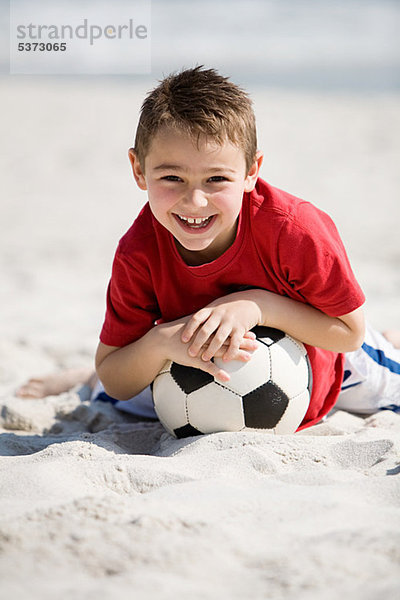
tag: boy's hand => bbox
[180,292,263,363]
[159,313,258,382]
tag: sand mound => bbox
[0,384,399,599]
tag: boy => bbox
[18,67,400,428]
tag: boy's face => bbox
[130,128,262,265]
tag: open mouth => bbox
[174,214,215,230]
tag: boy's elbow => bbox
[94,342,127,399]
[346,333,364,352]
[336,307,365,352]
[95,364,133,401]
[345,315,366,352]
[102,384,132,402]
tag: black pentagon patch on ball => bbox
[174,424,203,439]
[170,362,214,394]
[252,326,286,346]
[243,381,289,429]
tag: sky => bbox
[1,0,400,90]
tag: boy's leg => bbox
[16,368,96,399]
[382,330,400,348]
[335,323,400,414]
[16,367,158,420]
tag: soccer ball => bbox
[152,326,312,438]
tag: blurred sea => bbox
[2,0,400,90]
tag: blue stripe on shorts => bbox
[361,342,400,375]
[94,391,119,405]
[341,369,362,391]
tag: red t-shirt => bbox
[100,178,365,430]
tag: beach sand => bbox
[0,80,399,599]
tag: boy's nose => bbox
[183,188,208,209]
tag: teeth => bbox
[175,214,213,230]
[178,215,209,224]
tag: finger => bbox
[200,323,233,361]
[238,337,258,352]
[205,337,256,353]
[188,316,225,357]
[222,330,246,362]
[214,348,253,362]
[199,330,257,360]
[243,330,256,340]
[181,308,212,343]
[197,358,230,383]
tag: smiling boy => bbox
[93,65,379,431]
[89,65,400,432]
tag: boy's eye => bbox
[160,175,229,183]
[208,176,228,183]
[161,175,182,182]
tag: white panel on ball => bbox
[213,343,271,396]
[269,337,309,398]
[187,383,245,433]
[152,374,188,434]
[273,390,310,435]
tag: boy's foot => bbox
[16,368,96,399]
[382,330,400,349]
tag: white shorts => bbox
[335,323,400,415]
[90,378,157,419]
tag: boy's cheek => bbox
[148,183,176,204]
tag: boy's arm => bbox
[95,314,258,401]
[255,289,365,351]
[95,331,165,401]
[181,289,365,362]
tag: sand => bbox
[0,79,399,599]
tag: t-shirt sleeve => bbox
[276,203,365,317]
[99,248,160,347]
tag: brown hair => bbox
[134,66,257,172]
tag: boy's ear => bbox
[244,151,264,192]
[128,148,147,190]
